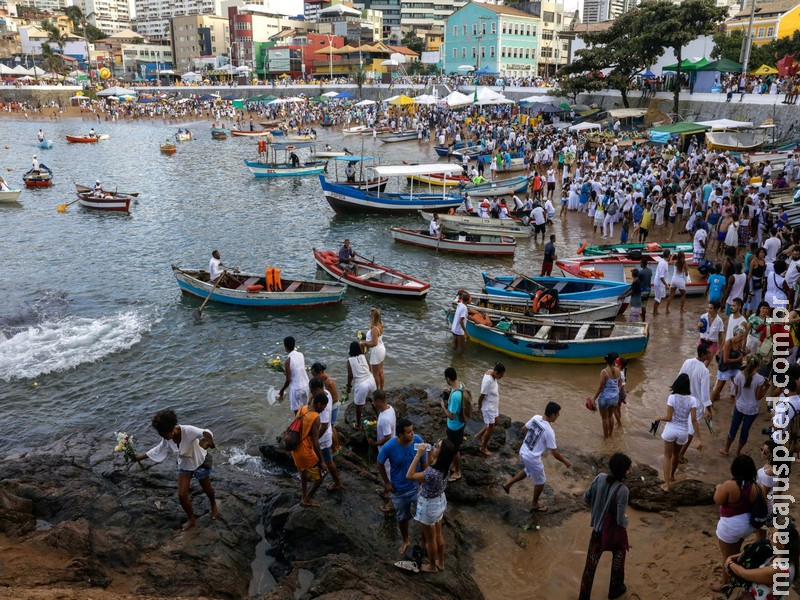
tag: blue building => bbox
[443,2,540,78]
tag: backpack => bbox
[607,201,618,216]
[282,408,309,451]
[749,483,769,529]
[460,388,473,421]
[723,539,774,597]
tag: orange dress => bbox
[291,406,319,470]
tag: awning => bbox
[270,141,316,150]
[568,122,602,132]
[695,119,753,129]
[650,122,710,134]
[374,164,465,177]
[607,108,647,118]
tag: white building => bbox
[16,0,68,11]
[400,0,468,33]
[120,42,172,76]
[133,0,224,41]
[76,0,132,34]
[538,0,570,77]
[18,24,88,56]
[582,0,638,23]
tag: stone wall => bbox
[0,86,82,107]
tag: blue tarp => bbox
[137,97,157,103]
[334,91,354,99]
[649,131,671,144]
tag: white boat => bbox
[378,131,418,143]
[706,129,770,152]
[175,131,193,142]
[419,211,532,238]
[342,125,370,136]
[740,149,792,170]
[390,227,516,256]
[458,292,623,322]
[0,189,22,203]
[314,150,349,158]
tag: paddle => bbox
[57,198,81,212]
[193,270,227,321]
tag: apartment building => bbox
[75,0,131,34]
[134,0,224,41]
[170,13,228,73]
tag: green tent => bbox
[698,58,743,73]
[663,58,709,72]
[649,122,710,135]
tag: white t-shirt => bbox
[452,301,468,335]
[728,275,747,306]
[693,229,708,254]
[519,415,556,460]
[209,257,223,280]
[653,258,669,289]
[146,424,209,471]
[733,371,765,415]
[679,357,711,408]
[318,390,333,449]
[531,206,546,225]
[764,237,781,263]
[480,372,500,413]
[725,313,746,341]
[665,394,697,435]
[376,405,397,449]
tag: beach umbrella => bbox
[354,99,376,106]
[457,65,475,72]
[751,64,778,75]
[334,91,354,99]
[388,94,414,106]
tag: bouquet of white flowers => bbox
[114,431,144,471]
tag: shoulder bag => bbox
[600,484,630,552]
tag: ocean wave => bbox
[0,310,155,381]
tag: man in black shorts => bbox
[440,367,466,482]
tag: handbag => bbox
[599,484,630,552]
[750,483,769,529]
[757,324,773,364]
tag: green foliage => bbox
[712,30,745,61]
[554,72,605,102]
[40,42,64,74]
[84,24,107,43]
[400,32,423,55]
[63,6,107,42]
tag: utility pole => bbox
[740,0,758,97]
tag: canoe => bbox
[0,189,22,203]
[408,174,467,188]
[23,165,53,188]
[39,139,53,149]
[557,256,707,296]
[245,159,327,178]
[378,131,418,143]
[313,248,429,299]
[76,190,131,212]
[445,310,649,364]
[285,134,316,142]
[342,126,370,136]
[580,241,693,257]
[482,272,630,302]
[66,135,99,143]
[419,211,531,238]
[463,175,529,197]
[314,150,349,158]
[172,266,347,309]
[231,130,271,137]
[450,146,484,160]
[390,227,516,256]
[160,143,176,155]
[458,291,623,322]
[319,176,464,214]
[211,130,228,140]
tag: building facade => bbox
[119,42,172,77]
[16,0,68,12]
[726,0,800,45]
[360,0,400,41]
[76,0,131,34]
[170,13,228,73]
[444,1,540,78]
[582,0,637,24]
[318,2,382,43]
[227,4,306,69]
[399,0,468,33]
[134,0,224,41]
[537,0,569,76]
[18,24,88,56]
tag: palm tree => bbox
[351,64,367,99]
[40,20,66,76]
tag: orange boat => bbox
[160,142,177,155]
[66,135,99,143]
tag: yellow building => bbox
[726,0,800,46]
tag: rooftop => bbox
[731,0,800,18]
[472,1,540,19]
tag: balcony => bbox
[311,58,364,68]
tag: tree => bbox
[65,6,107,43]
[712,30,746,62]
[350,64,367,98]
[557,8,664,107]
[400,31,423,55]
[552,72,605,102]
[646,0,728,113]
[40,42,64,74]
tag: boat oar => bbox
[57,197,81,212]
[193,270,226,321]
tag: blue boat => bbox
[319,163,466,214]
[482,272,630,302]
[39,139,53,149]
[445,310,648,364]
[462,175,529,197]
[172,266,346,309]
[245,141,327,178]
[434,140,467,157]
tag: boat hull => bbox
[343,126,370,136]
[379,132,418,143]
[66,135,99,143]
[175,133,193,142]
[313,248,429,299]
[463,176,529,197]
[320,176,463,214]
[77,192,131,212]
[39,140,53,149]
[160,144,176,154]
[172,267,346,309]
[0,189,22,203]
[391,227,516,256]
[706,131,769,152]
[557,258,707,296]
[461,292,623,321]
[231,130,271,137]
[581,242,693,257]
[446,311,649,363]
[419,211,532,238]
[482,273,630,302]
[246,160,326,178]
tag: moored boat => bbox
[160,142,177,155]
[445,310,649,363]
[211,129,228,140]
[342,125,370,136]
[462,175,529,197]
[171,266,347,309]
[419,211,531,238]
[66,134,99,143]
[23,165,53,188]
[580,241,693,257]
[378,131,418,143]
[327,155,388,192]
[175,131,193,142]
[450,145,484,160]
[458,291,623,321]
[0,189,23,203]
[482,272,630,302]
[75,184,131,212]
[557,256,708,296]
[313,248,430,299]
[391,227,516,256]
[39,139,53,149]
[245,141,326,178]
[434,141,467,157]
[706,129,770,152]
[230,130,272,137]
[407,173,468,188]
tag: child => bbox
[638,201,653,242]
[614,356,628,427]
[621,267,642,322]
[707,263,726,303]
[620,210,631,243]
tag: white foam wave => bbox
[0,310,154,381]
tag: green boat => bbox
[580,241,693,257]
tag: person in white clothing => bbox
[368,390,396,510]
[209,249,226,282]
[279,336,310,411]
[763,228,782,264]
[361,307,386,389]
[451,292,469,354]
[429,214,441,237]
[476,363,506,456]
[346,341,377,429]
[0,176,10,192]
[698,301,725,356]
[654,374,702,491]
[503,402,571,512]
[725,298,747,341]
[135,408,219,531]
[678,342,714,463]
[652,250,671,315]
[31,155,39,172]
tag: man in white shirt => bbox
[209,250,225,282]
[678,343,713,463]
[476,364,505,456]
[724,298,747,340]
[530,203,546,242]
[429,214,441,237]
[764,228,782,264]
[502,401,571,512]
[652,250,671,315]
[311,379,341,490]
[451,292,469,354]
[693,226,708,262]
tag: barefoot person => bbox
[290,398,327,507]
[377,418,428,555]
[588,353,622,438]
[654,373,702,491]
[279,336,309,411]
[362,307,386,390]
[405,438,456,572]
[503,401,571,512]
[135,409,219,531]
[451,292,469,355]
[440,367,466,482]
[476,363,505,456]
[309,381,341,492]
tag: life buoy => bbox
[246,284,264,293]
[646,243,661,252]
[539,292,556,309]
[531,289,543,313]
[577,242,588,254]
[285,145,296,151]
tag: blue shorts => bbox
[598,393,619,410]
[331,404,339,424]
[321,446,332,463]
[178,453,212,480]
[391,488,418,522]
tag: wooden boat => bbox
[706,129,769,152]
[171,266,347,309]
[23,165,53,188]
[434,141,467,157]
[342,126,370,136]
[230,130,271,137]
[378,131,418,143]
[445,310,649,364]
[408,173,468,188]
[557,256,708,296]
[419,211,531,238]
[450,146,484,160]
[76,190,131,212]
[285,134,316,142]
[39,139,53,149]
[580,241,693,257]
[66,135,99,143]
[463,175,529,197]
[328,155,388,192]
[739,149,792,169]
[482,272,630,302]
[319,164,465,214]
[313,248,429,299]
[314,149,349,158]
[245,141,326,178]
[175,131,193,142]
[459,291,623,322]
[0,189,22,203]
[160,142,177,155]
[211,130,228,140]
[390,227,516,256]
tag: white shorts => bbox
[661,424,688,446]
[654,283,667,303]
[716,513,755,544]
[521,453,546,485]
[353,379,377,406]
[670,277,686,291]
[482,408,499,425]
[290,388,308,412]
[369,345,386,365]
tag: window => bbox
[512,47,517,58]
[452,48,456,58]
[462,24,466,35]
[502,22,506,34]
[453,25,457,37]
[501,46,506,57]
[481,46,485,58]
[757,27,764,38]
[513,24,518,35]
[544,10,554,22]
[525,48,529,58]
[481,22,486,35]
[532,27,537,36]
[471,46,476,57]
[472,24,476,35]
[491,22,496,34]
[766,26,774,37]
[490,45,495,57]
[461,47,466,58]
[543,31,553,40]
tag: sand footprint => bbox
[641,572,658,589]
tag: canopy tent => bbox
[0,64,13,75]
[354,99,376,107]
[650,122,710,134]
[334,91,354,99]
[473,86,505,103]
[197,93,219,101]
[29,66,45,76]
[11,65,32,75]
[268,96,304,104]
[332,44,358,54]
[374,164,464,177]
[662,58,707,73]
[751,64,778,75]
[17,75,34,81]
[314,46,337,55]
[641,69,656,78]
[97,86,137,97]
[414,94,438,105]
[474,66,498,75]
[568,122,602,132]
[698,58,743,73]
[235,65,251,72]
[457,65,475,72]
[320,91,339,97]
[443,90,473,107]
[388,94,415,106]
[695,118,753,129]
[137,97,158,103]
[607,108,647,118]
[519,94,558,105]
[181,71,202,82]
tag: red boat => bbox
[313,248,429,299]
[76,191,131,212]
[23,165,53,188]
[66,135,99,143]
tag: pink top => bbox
[719,482,753,518]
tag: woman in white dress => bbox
[346,341,377,429]
[362,307,386,389]
[654,373,702,492]
[724,213,739,252]
[664,250,690,314]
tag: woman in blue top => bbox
[588,352,622,438]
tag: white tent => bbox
[695,119,754,130]
[0,64,14,75]
[235,65,251,72]
[268,97,304,105]
[475,95,514,106]
[457,65,475,72]
[17,75,34,81]
[181,71,201,82]
[354,99,376,106]
[475,86,504,103]
[414,94,438,105]
[568,122,602,132]
[97,86,137,97]
[12,65,32,75]
[444,91,473,107]
[30,66,45,76]
[520,94,556,104]
[321,91,339,97]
